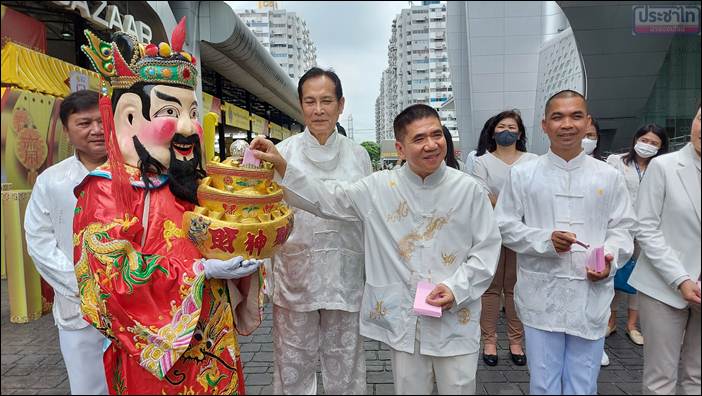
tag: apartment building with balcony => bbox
[376,1,456,143]
[237,2,317,82]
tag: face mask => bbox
[494,130,519,146]
[634,141,658,158]
[581,138,597,155]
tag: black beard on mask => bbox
[133,134,206,205]
[168,134,206,205]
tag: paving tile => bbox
[483,383,524,395]
[367,371,394,384]
[245,373,273,386]
[477,370,507,383]
[245,385,263,395]
[240,343,261,353]
[617,382,642,394]
[244,365,269,374]
[375,383,395,395]
[597,382,626,395]
[252,352,273,362]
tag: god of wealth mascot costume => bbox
[73,18,264,394]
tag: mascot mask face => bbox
[113,83,202,168]
[82,18,205,205]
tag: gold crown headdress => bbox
[81,17,197,90]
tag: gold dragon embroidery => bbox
[386,200,410,223]
[441,252,457,266]
[457,308,471,325]
[369,300,389,320]
[397,215,449,262]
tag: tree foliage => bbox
[360,141,380,169]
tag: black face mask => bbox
[133,134,206,205]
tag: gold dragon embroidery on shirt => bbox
[386,200,409,223]
[441,252,457,266]
[397,215,449,262]
[369,300,388,320]
[457,307,471,325]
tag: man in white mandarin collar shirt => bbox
[495,90,635,395]
[25,90,109,395]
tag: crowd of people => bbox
[21,23,701,396]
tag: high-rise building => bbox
[237,2,317,82]
[375,2,456,143]
[446,1,572,156]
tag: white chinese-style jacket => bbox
[272,129,371,312]
[280,162,502,356]
[24,156,91,330]
[495,150,635,340]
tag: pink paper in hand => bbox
[586,246,605,272]
[413,281,442,318]
[242,147,261,167]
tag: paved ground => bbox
[1,279,645,395]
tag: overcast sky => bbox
[226,1,410,143]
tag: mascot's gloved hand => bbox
[202,256,262,280]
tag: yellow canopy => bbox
[1,42,100,97]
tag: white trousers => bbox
[58,326,108,395]
[639,293,701,395]
[391,337,478,395]
[272,305,366,395]
[524,325,604,395]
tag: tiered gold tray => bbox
[182,157,294,260]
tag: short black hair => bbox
[298,67,343,102]
[544,89,587,116]
[393,104,441,140]
[60,90,99,127]
[484,109,528,153]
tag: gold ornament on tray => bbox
[182,141,294,260]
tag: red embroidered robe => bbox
[73,164,263,395]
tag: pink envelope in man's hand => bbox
[242,147,261,167]
[586,246,605,272]
[413,281,442,318]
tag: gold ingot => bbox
[209,211,223,220]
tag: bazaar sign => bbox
[51,1,153,44]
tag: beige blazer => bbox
[629,143,701,309]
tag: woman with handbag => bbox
[606,124,669,347]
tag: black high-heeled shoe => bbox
[482,353,498,366]
[510,351,527,366]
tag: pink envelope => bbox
[586,246,605,272]
[413,281,442,318]
[242,147,261,167]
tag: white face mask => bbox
[634,141,659,158]
[581,138,597,155]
